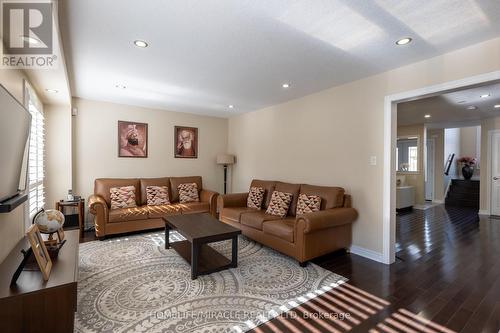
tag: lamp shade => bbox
[216,154,235,165]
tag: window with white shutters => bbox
[27,101,45,217]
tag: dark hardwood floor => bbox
[82,205,500,332]
[249,205,500,332]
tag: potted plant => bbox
[457,157,477,180]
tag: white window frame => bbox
[24,81,45,224]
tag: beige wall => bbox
[45,105,73,209]
[480,117,500,212]
[72,98,228,225]
[460,126,481,179]
[0,69,29,262]
[228,37,500,255]
[428,129,445,202]
[397,124,425,204]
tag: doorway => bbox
[383,71,500,265]
[490,131,500,216]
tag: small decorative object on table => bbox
[25,224,52,281]
[457,156,477,180]
[33,209,66,258]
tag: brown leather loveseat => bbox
[88,176,218,239]
[218,179,357,265]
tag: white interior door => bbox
[491,132,500,215]
[425,139,435,201]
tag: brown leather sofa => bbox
[88,176,218,239]
[218,179,357,265]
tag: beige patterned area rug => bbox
[76,232,346,332]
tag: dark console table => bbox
[0,230,79,332]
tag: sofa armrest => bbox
[296,208,358,234]
[88,194,109,237]
[200,189,219,216]
[217,192,249,210]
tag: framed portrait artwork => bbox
[118,121,148,158]
[174,126,198,158]
[26,224,52,281]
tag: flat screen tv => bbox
[0,84,31,203]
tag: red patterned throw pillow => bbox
[247,186,265,209]
[178,183,199,203]
[110,186,137,209]
[146,186,170,206]
[266,191,293,217]
[296,193,321,215]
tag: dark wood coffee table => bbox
[163,213,241,279]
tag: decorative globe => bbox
[34,209,65,234]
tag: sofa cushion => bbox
[170,176,202,202]
[250,180,276,209]
[95,178,140,206]
[266,191,293,218]
[299,184,345,210]
[296,193,322,215]
[109,206,148,223]
[247,186,265,209]
[263,218,295,243]
[178,183,200,203]
[146,186,170,206]
[221,207,259,223]
[240,210,281,230]
[147,204,183,219]
[181,202,210,214]
[110,186,137,209]
[275,182,301,216]
[140,177,170,205]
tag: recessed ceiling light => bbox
[228,105,234,109]
[45,89,58,93]
[396,37,412,45]
[467,105,478,110]
[457,100,467,104]
[282,83,290,88]
[480,94,490,98]
[133,40,148,48]
[494,104,500,109]
[424,114,431,118]
[115,84,126,89]
[21,35,40,45]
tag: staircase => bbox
[445,179,479,209]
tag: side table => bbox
[55,199,85,239]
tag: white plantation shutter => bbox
[25,83,45,217]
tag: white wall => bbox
[45,105,73,209]
[460,126,481,170]
[444,128,461,189]
[228,37,500,256]
[428,129,445,202]
[72,98,228,224]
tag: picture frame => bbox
[174,126,198,158]
[26,224,52,281]
[118,121,148,158]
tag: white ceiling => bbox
[60,0,500,117]
[24,0,71,106]
[398,81,500,128]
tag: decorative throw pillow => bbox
[296,193,322,215]
[247,186,265,209]
[266,191,293,218]
[178,183,199,203]
[146,186,170,206]
[110,186,137,209]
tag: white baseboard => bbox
[349,245,384,263]
[478,209,489,216]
